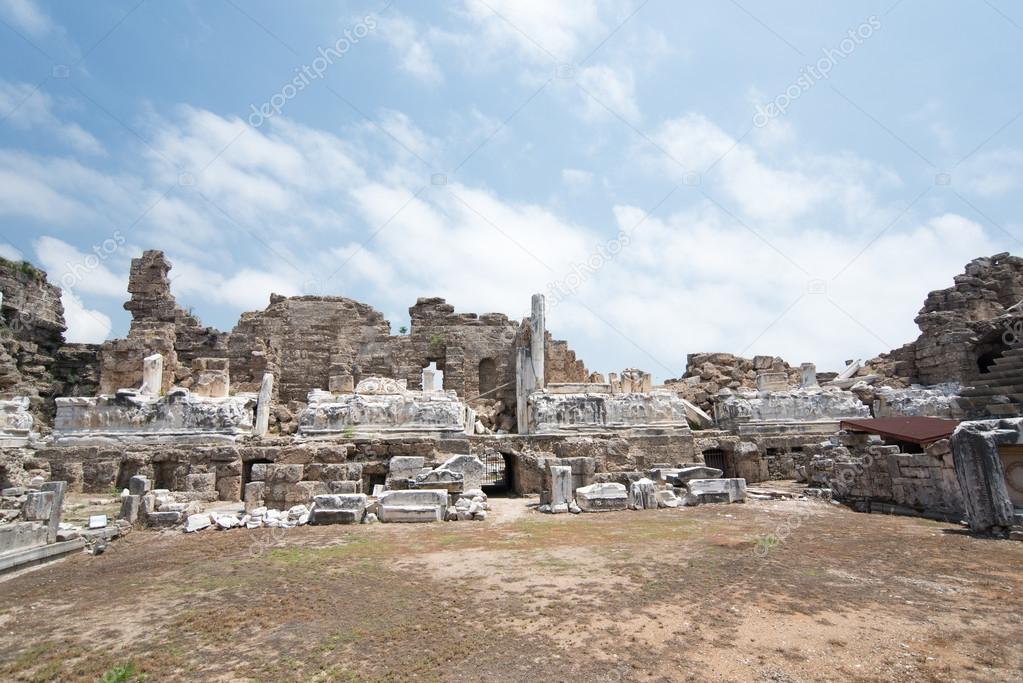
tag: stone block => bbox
[575,483,629,512]
[546,465,574,512]
[327,480,360,494]
[668,466,723,486]
[128,475,151,496]
[0,522,48,555]
[250,463,269,481]
[377,489,447,523]
[310,494,368,525]
[685,478,746,504]
[216,476,242,502]
[387,456,425,482]
[267,464,303,484]
[119,495,141,524]
[21,491,54,522]
[184,473,216,492]
[146,511,182,528]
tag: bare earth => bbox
[1,496,1021,683]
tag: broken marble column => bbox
[254,372,274,437]
[835,359,863,381]
[950,418,1021,533]
[530,293,545,389]
[422,366,436,393]
[799,363,818,388]
[630,478,658,510]
[140,353,163,396]
[516,294,547,435]
[548,465,573,513]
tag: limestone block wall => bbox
[545,336,588,384]
[816,436,965,519]
[228,295,392,402]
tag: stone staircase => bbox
[959,347,1023,417]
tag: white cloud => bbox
[461,0,603,62]
[577,64,640,124]
[167,258,303,312]
[961,148,1023,197]
[649,113,896,227]
[380,13,444,83]
[33,236,127,297]
[60,290,112,343]
[3,101,1010,382]
[0,0,52,37]
[0,80,105,155]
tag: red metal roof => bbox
[839,417,960,445]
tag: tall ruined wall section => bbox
[99,251,226,394]
[403,298,518,407]
[0,258,101,422]
[228,295,524,414]
[229,295,392,402]
[0,259,67,418]
[866,253,1023,386]
[544,334,589,384]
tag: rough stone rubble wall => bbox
[866,253,1023,386]
[99,251,226,395]
[664,352,802,413]
[0,258,100,422]
[545,335,588,384]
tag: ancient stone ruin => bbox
[1,248,1021,572]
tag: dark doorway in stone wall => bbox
[154,461,178,491]
[975,333,1011,375]
[242,459,272,491]
[115,461,143,491]
[482,450,514,496]
[702,448,728,476]
[478,357,498,398]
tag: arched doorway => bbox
[478,357,497,398]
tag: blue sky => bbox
[1,0,1021,381]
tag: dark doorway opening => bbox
[478,357,498,398]
[115,461,143,490]
[482,450,514,495]
[702,448,727,475]
[242,459,272,491]
[154,461,177,490]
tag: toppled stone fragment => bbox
[575,482,628,512]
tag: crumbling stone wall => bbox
[99,251,226,394]
[545,335,588,383]
[228,295,526,422]
[664,353,802,414]
[0,258,103,423]
[809,435,964,520]
[866,253,1023,387]
[229,295,392,401]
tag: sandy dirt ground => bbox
[0,495,1021,682]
